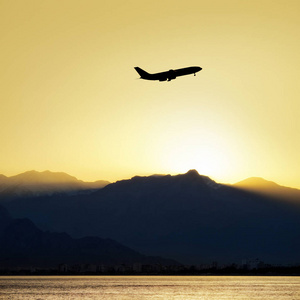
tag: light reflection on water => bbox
[0,276,299,299]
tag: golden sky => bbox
[1,0,300,188]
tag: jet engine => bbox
[167,69,176,81]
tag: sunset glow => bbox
[1,0,300,188]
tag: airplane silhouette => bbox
[134,66,202,81]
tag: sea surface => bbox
[0,276,299,299]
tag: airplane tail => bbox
[134,67,150,78]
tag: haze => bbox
[1,0,300,188]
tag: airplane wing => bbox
[151,71,168,81]
[153,70,176,81]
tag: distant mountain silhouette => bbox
[0,174,8,182]
[235,177,280,188]
[0,205,12,235]
[234,177,300,202]
[2,170,300,265]
[0,170,110,200]
[0,205,177,269]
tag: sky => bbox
[1,0,300,188]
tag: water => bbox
[0,276,299,299]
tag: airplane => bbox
[134,66,202,82]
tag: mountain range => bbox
[0,170,109,199]
[0,205,177,269]
[234,177,300,202]
[1,169,299,265]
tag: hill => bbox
[0,205,177,269]
[2,170,300,265]
[234,177,300,202]
[0,170,109,200]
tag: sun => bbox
[160,128,235,182]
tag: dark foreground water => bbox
[0,276,299,299]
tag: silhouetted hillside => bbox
[0,205,177,269]
[0,174,8,183]
[2,170,300,265]
[234,177,300,202]
[0,205,12,235]
[0,170,110,200]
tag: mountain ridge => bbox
[3,170,299,265]
[234,176,300,202]
[0,204,178,269]
[0,170,110,199]
[1,169,299,192]
[9,170,79,183]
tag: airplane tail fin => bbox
[134,67,150,78]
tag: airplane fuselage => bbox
[134,66,202,81]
